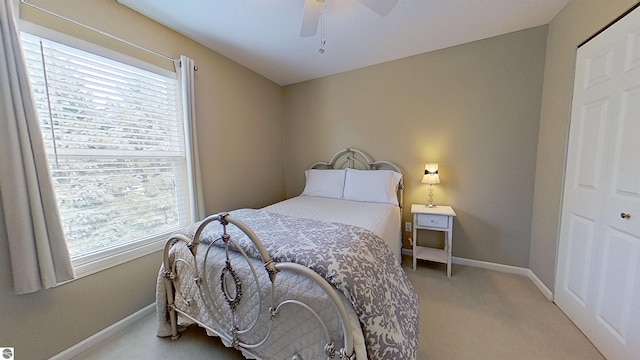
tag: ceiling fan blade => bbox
[359,0,399,16]
[300,0,323,37]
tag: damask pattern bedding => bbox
[157,208,418,360]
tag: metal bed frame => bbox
[162,148,403,360]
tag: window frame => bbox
[19,21,193,278]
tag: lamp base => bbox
[426,185,436,208]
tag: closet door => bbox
[555,5,640,359]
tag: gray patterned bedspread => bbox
[185,208,419,360]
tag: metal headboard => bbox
[310,148,404,209]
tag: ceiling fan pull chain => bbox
[319,0,326,54]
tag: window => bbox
[20,32,194,274]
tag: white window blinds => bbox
[20,32,193,263]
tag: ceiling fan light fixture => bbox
[360,0,399,16]
[300,0,398,38]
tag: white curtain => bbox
[176,55,205,221]
[0,0,74,294]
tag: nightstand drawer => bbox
[416,214,449,229]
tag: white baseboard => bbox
[525,269,554,301]
[402,249,553,301]
[451,256,530,276]
[50,303,155,360]
[452,257,554,301]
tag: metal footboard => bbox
[162,212,356,360]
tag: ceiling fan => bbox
[300,0,399,37]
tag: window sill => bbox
[71,238,165,279]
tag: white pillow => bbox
[301,169,346,199]
[342,168,402,205]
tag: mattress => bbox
[263,195,402,263]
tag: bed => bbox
[156,148,418,360]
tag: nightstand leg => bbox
[446,230,452,277]
[412,227,417,270]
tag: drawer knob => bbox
[621,212,631,219]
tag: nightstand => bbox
[411,204,457,276]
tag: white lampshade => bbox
[421,163,440,185]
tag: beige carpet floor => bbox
[72,258,604,360]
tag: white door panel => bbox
[595,228,638,338]
[556,5,640,360]
[564,214,596,306]
[575,99,608,191]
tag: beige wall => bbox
[0,1,284,359]
[529,0,639,290]
[283,26,548,268]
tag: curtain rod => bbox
[20,0,179,64]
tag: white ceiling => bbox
[118,0,569,86]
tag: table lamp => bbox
[421,163,440,207]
